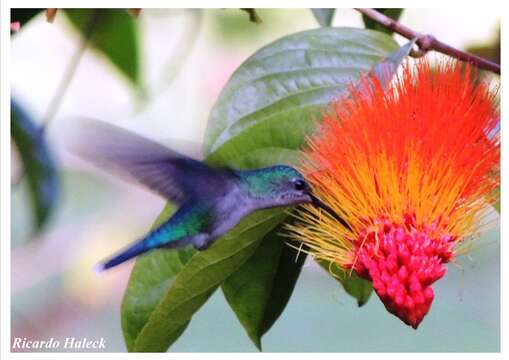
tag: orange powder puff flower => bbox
[287,59,500,329]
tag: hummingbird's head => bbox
[239,165,350,229]
[240,165,313,206]
[272,167,314,206]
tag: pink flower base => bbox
[351,216,456,328]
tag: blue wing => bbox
[70,118,234,204]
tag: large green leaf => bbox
[121,204,196,351]
[310,9,336,27]
[362,9,404,35]
[11,98,59,232]
[64,9,140,86]
[132,209,287,352]
[203,27,399,168]
[222,219,307,350]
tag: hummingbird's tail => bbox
[94,203,203,272]
[94,240,149,272]
[94,221,193,272]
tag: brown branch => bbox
[355,8,500,75]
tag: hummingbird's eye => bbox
[293,179,306,191]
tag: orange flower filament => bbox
[288,59,500,329]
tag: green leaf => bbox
[121,204,196,351]
[310,9,336,27]
[131,209,287,352]
[362,9,404,35]
[318,260,373,307]
[203,28,399,168]
[369,37,416,88]
[64,9,140,86]
[222,220,307,350]
[11,98,59,232]
[337,270,373,307]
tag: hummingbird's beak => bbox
[309,192,352,231]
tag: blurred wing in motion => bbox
[69,118,233,205]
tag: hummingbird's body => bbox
[73,120,345,272]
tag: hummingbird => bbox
[71,120,347,272]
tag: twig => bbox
[355,8,500,74]
[127,9,142,19]
[240,8,262,24]
[46,9,58,23]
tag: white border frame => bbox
[1,1,505,359]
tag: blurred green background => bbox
[11,8,500,352]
